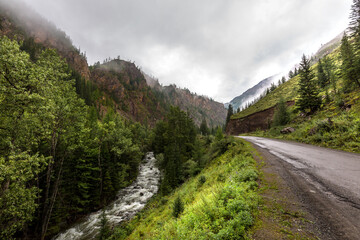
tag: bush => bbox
[173,196,184,218]
[198,175,206,186]
[272,97,290,126]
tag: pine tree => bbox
[296,54,321,113]
[199,118,209,135]
[288,70,294,79]
[347,0,360,89]
[322,55,337,94]
[349,0,360,36]
[272,97,290,126]
[317,58,329,88]
[98,211,111,240]
[172,196,184,218]
[340,34,360,91]
[225,104,233,128]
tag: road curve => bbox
[240,136,360,239]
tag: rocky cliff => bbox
[0,1,90,79]
[144,73,227,127]
[226,101,294,135]
[0,1,226,127]
[90,60,167,124]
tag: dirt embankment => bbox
[226,101,294,135]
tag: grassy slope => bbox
[106,138,321,240]
[232,46,360,153]
[231,47,343,120]
[250,89,360,153]
[109,139,260,239]
[231,74,300,120]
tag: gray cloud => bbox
[23,0,352,102]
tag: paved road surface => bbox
[240,136,360,239]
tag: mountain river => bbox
[53,152,160,240]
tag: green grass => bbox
[231,75,300,120]
[247,88,360,153]
[231,47,343,120]
[109,139,260,240]
[232,44,360,153]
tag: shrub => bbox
[173,196,184,218]
[273,97,291,126]
[198,175,206,186]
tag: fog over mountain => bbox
[21,0,351,102]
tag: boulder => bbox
[280,127,295,134]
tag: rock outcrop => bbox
[144,73,227,127]
[226,101,294,135]
[0,1,90,79]
[90,60,167,124]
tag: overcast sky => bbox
[22,0,352,103]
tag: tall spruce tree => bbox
[199,118,209,135]
[317,58,329,88]
[346,0,360,89]
[225,104,233,129]
[272,97,290,126]
[296,54,321,113]
[350,0,360,36]
[340,34,360,91]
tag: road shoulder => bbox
[249,143,326,240]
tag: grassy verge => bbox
[107,138,260,239]
[249,150,319,239]
[247,89,360,153]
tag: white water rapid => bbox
[54,152,160,240]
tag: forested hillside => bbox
[0,1,227,239]
[0,0,226,127]
[227,17,360,153]
[144,73,227,127]
[0,37,149,239]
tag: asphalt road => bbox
[240,136,360,239]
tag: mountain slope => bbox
[227,38,360,153]
[144,73,227,127]
[227,32,344,113]
[0,0,90,79]
[226,75,279,111]
[90,59,168,124]
[0,0,226,127]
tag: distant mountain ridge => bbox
[226,31,344,112]
[226,75,279,111]
[0,0,226,127]
[143,72,227,127]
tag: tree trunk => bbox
[40,155,64,240]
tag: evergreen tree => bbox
[340,34,360,91]
[153,106,196,193]
[272,97,290,126]
[296,54,321,113]
[215,126,224,141]
[199,118,209,135]
[317,58,330,88]
[288,70,294,79]
[225,104,233,128]
[172,196,184,218]
[349,0,360,37]
[270,82,277,91]
[323,56,337,94]
[98,211,111,240]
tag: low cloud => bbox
[23,0,352,102]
